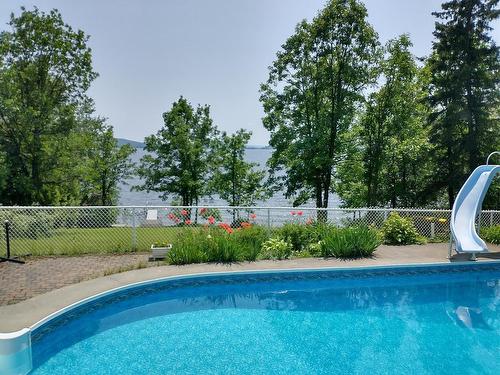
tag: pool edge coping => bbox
[2,258,500,335]
[27,259,500,332]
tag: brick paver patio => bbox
[0,253,157,305]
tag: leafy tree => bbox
[337,35,432,208]
[80,117,135,206]
[0,149,6,194]
[426,0,500,208]
[210,129,269,221]
[0,7,97,205]
[484,104,500,209]
[260,0,379,216]
[136,96,217,208]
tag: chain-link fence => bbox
[0,206,499,257]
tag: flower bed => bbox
[165,211,380,265]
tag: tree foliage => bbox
[336,35,432,208]
[0,7,133,206]
[79,116,135,206]
[136,97,217,206]
[426,0,500,208]
[0,7,97,205]
[210,129,269,207]
[260,0,380,209]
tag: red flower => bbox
[199,207,207,214]
[291,211,296,216]
[306,218,313,225]
[185,219,192,225]
[218,223,233,234]
[181,209,188,216]
[249,213,257,219]
[167,213,176,220]
[297,211,303,216]
[241,222,251,229]
[208,216,215,225]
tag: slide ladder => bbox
[449,152,500,260]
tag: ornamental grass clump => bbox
[381,212,420,245]
[205,233,244,263]
[167,225,271,265]
[231,225,269,261]
[320,226,380,258]
[166,229,208,265]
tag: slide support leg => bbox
[448,237,453,259]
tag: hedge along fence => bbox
[0,206,499,257]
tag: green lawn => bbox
[2,227,190,256]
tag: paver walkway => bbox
[0,253,158,305]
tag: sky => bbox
[0,0,499,145]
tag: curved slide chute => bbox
[450,155,500,258]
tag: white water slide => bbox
[449,152,500,259]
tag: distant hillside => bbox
[246,145,272,149]
[116,137,271,150]
[116,138,146,148]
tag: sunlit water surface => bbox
[32,264,500,374]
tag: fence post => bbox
[430,222,435,238]
[267,208,271,230]
[490,212,493,227]
[131,208,137,250]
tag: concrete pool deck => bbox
[1,242,499,333]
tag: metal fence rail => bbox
[0,206,499,256]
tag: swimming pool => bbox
[28,263,500,374]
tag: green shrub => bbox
[260,237,293,260]
[276,223,318,252]
[0,209,56,239]
[341,211,387,228]
[481,225,500,245]
[381,212,420,245]
[305,240,323,257]
[320,226,380,258]
[76,208,119,228]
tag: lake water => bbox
[118,148,340,207]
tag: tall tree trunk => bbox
[463,1,480,172]
[31,126,43,204]
[446,144,454,208]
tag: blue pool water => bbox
[31,263,500,374]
